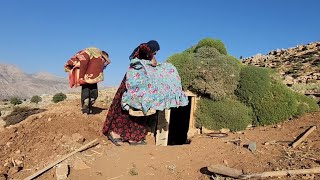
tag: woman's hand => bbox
[151,57,157,67]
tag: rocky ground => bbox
[0,89,319,180]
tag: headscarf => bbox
[129,40,160,60]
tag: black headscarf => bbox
[129,40,160,60]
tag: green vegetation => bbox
[52,92,67,103]
[236,66,318,125]
[167,37,319,131]
[31,95,42,104]
[194,38,227,55]
[196,98,252,132]
[168,39,241,100]
[10,97,22,105]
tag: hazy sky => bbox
[0,0,319,86]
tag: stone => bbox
[72,159,90,170]
[56,163,69,180]
[71,133,85,143]
[6,142,13,148]
[14,160,23,168]
[8,166,20,176]
[248,142,257,152]
[0,174,6,180]
[48,117,52,122]
[223,160,228,165]
[0,118,6,129]
[201,127,215,134]
[220,128,230,133]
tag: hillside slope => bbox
[0,64,74,100]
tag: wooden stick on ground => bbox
[207,164,320,179]
[207,164,243,178]
[291,126,317,148]
[24,139,98,180]
[240,167,320,179]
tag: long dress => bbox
[102,76,148,142]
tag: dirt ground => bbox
[0,92,319,180]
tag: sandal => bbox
[128,140,147,146]
[107,133,122,146]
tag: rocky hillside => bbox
[242,41,320,94]
[0,64,75,100]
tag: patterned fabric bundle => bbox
[64,47,107,88]
[122,58,189,114]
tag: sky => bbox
[0,0,319,86]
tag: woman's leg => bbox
[81,84,90,114]
[88,83,98,113]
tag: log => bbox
[291,126,317,148]
[24,139,98,180]
[207,164,320,179]
[241,167,320,179]
[207,164,243,178]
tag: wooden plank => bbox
[189,96,196,129]
[208,164,320,179]
[292,126,317,148]
[207,164,243,178]
[184,90,197,97]
[242,167,320,179]
[156,109,171,146]
[24,139,98,180]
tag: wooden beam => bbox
[291,126,317,148]
[156,109,171,146]
[24,139,98,180]
[242,167,320,179]
[207,164,243,178]
[184,90,197,97]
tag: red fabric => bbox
[65,50,105,88]
[68,68,80,88]
[102,76,148,142]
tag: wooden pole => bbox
[207,164,320,179]
[241,167,320,179]
[24,139,98,180]
[292,126,317,148]
[207,164,243,178]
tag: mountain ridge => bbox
[0,63,76,100]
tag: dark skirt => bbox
[102,76,148,142]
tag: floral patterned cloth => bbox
[121,59,189,114]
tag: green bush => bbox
[236,66,300,125]
[10,97,22,105]
[167,52,196,90]
[183,45,197,53]
[167,46,241,100]
[294,93,319,116]
[191,47,241,100]
[52,92,67,103]
[196,98,253,132]
[195,38,227,55]
[31,95,42,104]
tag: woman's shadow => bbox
[90,106,107,115]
